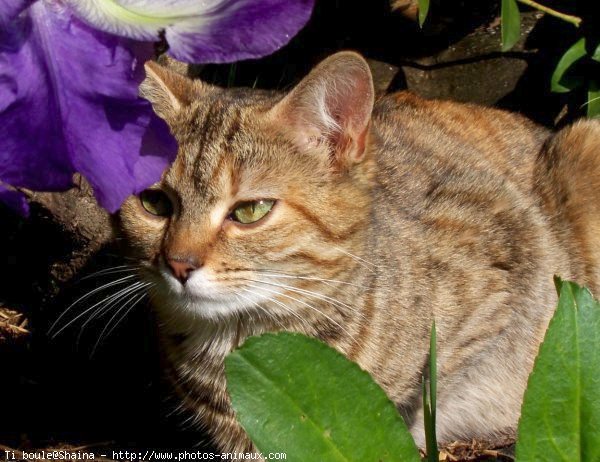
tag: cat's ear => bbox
[270,52,375,167]
[139,61,201,120]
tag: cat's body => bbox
[118,52,600,452]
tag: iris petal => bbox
[65,0,180,41]
[66,0,315,63]
[0,184,29,216]
[167,0,315,63]
[0,2,177,213]
[0,6,74,193]
[1,0,312,214]
[0,0,34,25]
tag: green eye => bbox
[140,189,173,217]
[232,199,275,224]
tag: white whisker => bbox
[332,245,380,271]
[243,278,366,321]
[48,274,138,335]
[244,287,314,333]
[75,279,148,346]
[237,287,290,330]
[245,283,350,336]
[51,281,147,339]
[256,272,367,289]
[234,292,284,329]
[79,265,140,281]
[91,289,150,355]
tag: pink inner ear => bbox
[329,71,373,132]
[274,53,375,166]
[316,66,374,164]
[269,53,374,166]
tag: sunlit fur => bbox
[118,52,600,452]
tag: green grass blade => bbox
[422,378,434,462]
[418,0,430,27]
[227,63,237,88]
[430,320,437,417]
[423,322,438,462]
[501,0,521,51]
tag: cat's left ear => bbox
[269,51,375,167]
[139,60,203,121]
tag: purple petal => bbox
[0,184,29,216]
[64,0,314,64]
[0,3,177,213]
[0,7,74,192]
[166,0,315,63]
[0,0,34,26]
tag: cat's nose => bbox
[166,257,199,284]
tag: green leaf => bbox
[551,38,587,93]
[516,279,600,461]
[429,320,437,416]
[588,44,600,118]
[422,379,433,460]
[225,333,421,462]
[587,81,600,118]
[418,0,430,28]
[501,0,521,51]
[423,321,438,462]
[227,63,238,88]
[592,42,600,63]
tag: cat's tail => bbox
[534,119,600,293]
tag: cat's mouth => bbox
[159,264,230,300]
[147,262,269,320]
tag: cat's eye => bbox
[140,189,173,217]
[231,200,275,224]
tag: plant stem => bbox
[516,0,582,27]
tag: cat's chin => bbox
[176,296,249,322]
[151,287,256,322]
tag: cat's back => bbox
[367,90,569,363]
[372,91,549,196]
[368,93,555,281]
[369,92,600,296]
[364,92,574,444]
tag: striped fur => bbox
[118,52,600,451]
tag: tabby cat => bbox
[117,51,600,452]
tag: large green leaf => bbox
[501,0,521,51]
[551,38,587,93]
[418,0,430,28]
[516,279,600,461]
[225,333,421,462]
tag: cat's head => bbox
[118,52,375,325]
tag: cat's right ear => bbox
[268,52,375,169]
[139,61,200,120]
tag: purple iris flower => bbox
[0,0,314,215]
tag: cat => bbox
[117,51,600,453]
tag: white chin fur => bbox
[153,266,268,322]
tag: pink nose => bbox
[166,257,199,284]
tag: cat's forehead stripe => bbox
[189,104,244,178]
